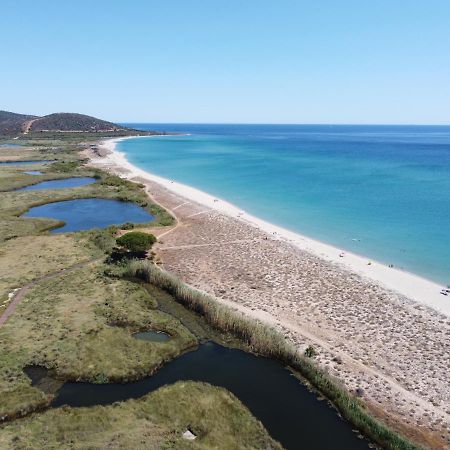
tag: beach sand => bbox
[85,137,450,449]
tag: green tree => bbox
[116,231,156,253]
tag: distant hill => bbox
[28,113,129,132]
[0,111,38,135]
[0,110,147,136]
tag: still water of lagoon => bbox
[27,342,370,450]
[22,198,154,233]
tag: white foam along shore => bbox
[99,136,450,317]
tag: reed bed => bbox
[125,259,421,450]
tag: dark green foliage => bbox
[49,161,80,172]
[120,222,135,230]
[116,232,156,253]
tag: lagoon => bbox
[23,198,154,233]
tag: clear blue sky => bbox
[1,0,449,124]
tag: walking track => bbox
[0,259,98,327]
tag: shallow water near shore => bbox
[26,342,370,450]
[22,198,154,233]
[120,124,450,284]
[17,177,96,191]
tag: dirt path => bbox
[22,118,38,135]
[141,183,183,240]
[0,259,98,327]
[159,239,256,251]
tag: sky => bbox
[1,0,450,124]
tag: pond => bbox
[133,330,171,342]
[26,342,371,450]
[24,171,42,175]
[22,198,154,233]
[0,160,52,165]
[17,177,96,191]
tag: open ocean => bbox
[119,124,450,285]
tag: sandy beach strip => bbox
[86,137,450,448]
[101,136,449,317]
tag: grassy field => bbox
[0,234,97,313]
[0,382,282,450]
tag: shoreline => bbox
[87,135,450,447]
[102,136,449,317]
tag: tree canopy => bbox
[116,231,156,253]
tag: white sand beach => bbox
[101,136,450,317]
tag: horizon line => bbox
[119,121,450,126]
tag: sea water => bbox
[119,124,450,285]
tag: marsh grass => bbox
[0,264,196,420]
[125,260,422,450]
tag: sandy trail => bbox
[22,118,38,135]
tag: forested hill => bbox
[0,111,38,135]
[0,111,150,136]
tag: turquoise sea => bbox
[119,124,450,285]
